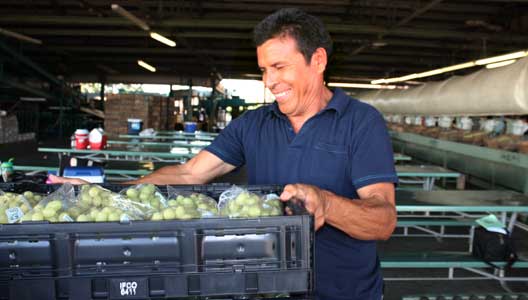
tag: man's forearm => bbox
[127,164,203,185]
[323,191,397,240]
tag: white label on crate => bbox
[119,281,138,296]
[265,193,279,201]
[120,214,131,223]
[6,207,23,223]
[61,214,74,222]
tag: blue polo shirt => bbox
[206,88,398,300]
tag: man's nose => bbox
[264,70,277,90]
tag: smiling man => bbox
[51,8,398,300]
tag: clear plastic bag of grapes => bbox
[261,193,284,217]
[0,190,33,223]
[163,186,218,220]
[20,190,43,207]
[118,184,167,220]
[218,185,282,218]
[21,183,76,223]
[74,184,138,222]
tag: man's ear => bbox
[310,47,328,74]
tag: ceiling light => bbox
[0,28,42,44]
[436,62,476,73]
[20,97,46,102]
[150,32,176,47]
[137,60,156,72]
[328,82,408,90]
[111,4,150,31]
[371,49,527,84]
[371,40,387,47]
[485,59,517,69]
[242,74,262,78]
[475,51,527,65]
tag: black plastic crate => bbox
[0,213,313,300]
[0,182,285,199]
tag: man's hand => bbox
[280,183,329,231]
[48,174,88,185]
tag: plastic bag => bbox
[119,184,167,220]
[162,186,218,220]
[472,227,517,269]
[20,191,43,207]
[218,185,281,218]
[74,184,141,222]
[0,191,32,223]
[261,193,284,217]
[21,183,76,223]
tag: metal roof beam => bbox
[2,16,526,43]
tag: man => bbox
[52,8,398,300]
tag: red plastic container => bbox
[90,135,107,150]
[74,129,89,149]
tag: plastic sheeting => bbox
[358,57,528,116]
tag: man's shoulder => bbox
[236,104,273,123]
[331,88,380,118]
[342,95,382,120]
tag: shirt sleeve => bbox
[350,108,399,189]
[205,114,246,167]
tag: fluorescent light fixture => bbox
[111,4,150,31]
[150,32,176,47]
[243,73,262,78]
[437,61,476,73]
[486,59,517,69]
[137,60,156,72]
[371,49,527,84]
[373,74,419,84]
[475,51,527,65]
[0,28,42,44]
[328,82,407,90]
[20,97,46,102]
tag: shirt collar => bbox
[267,87,350,118]
[321,88,349,116]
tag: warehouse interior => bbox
[1,1,528,300]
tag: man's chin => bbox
[277,103,289,115]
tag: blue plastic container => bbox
[127,118,143,135]
[184,121,197,133]
[63,166,105,183]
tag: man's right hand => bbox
[48,174,89,185]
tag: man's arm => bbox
[50,150,237,185]
[280,182,396,240]
[132,150,237,185]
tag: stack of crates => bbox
[0,183,314,300]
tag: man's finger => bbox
[280,184,299,201]
[48,174,87,185]
[48,174,64,183]
[281,184,308,201]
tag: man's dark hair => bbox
[253,8,333,64]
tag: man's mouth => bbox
[273,89,291,101]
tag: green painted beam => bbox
[391,131,528,194]
[391,131,528,168]
[0,40,60,85]
[38,147,195,159]
[1,78,54,98]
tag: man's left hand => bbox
[280,183,329,230]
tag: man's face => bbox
[257,36,323,117]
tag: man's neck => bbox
[288,87,333,133]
